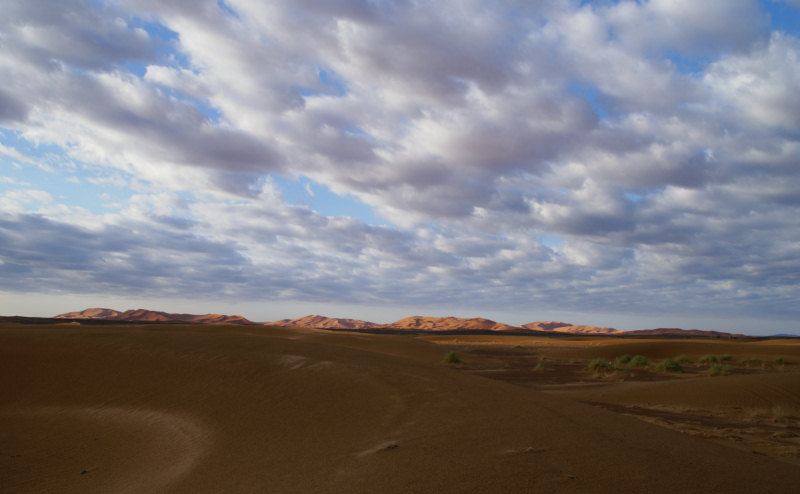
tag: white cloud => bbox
[0,0,799,330]
[704,33,800,129]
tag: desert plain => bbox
[2,319,800,493]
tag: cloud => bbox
[1,0,157,70]
[0,88,29,123]
[0,0,799,328]
[704,32,800,129]
[605,0,767,56]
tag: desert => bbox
[4,1,800,492]
[2,314,800,493]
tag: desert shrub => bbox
[628,355,649,367]
[584,358,612,372]
[674,354,691,363]
[533,360,546,372]
[655,359,684,373]
[699,354,719,365]
[774,356,785,366]
[707,364,727,376]
[721,354,733,361]
[771,404,797,422]
[738,357,760,367]
[442,351,462,364]
[614,354,632,369]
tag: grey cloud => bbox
[1,0,159,70]
[0,89,29,123]
[604,0,768,57]
[1,1,799,325]
[0,213,249,294]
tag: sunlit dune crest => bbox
[387,316,519,331]
[56,309,755,337]
[267,314,380,329]
[521,321,622,334]
[55,308,256,325]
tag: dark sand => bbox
[2,323,799,493]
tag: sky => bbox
[1,0,799,334]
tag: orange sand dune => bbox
[3,323,800,493]
[388,315,519,331]
[521,321,621,334]
[266,314,380,329]
[55,308,256,325]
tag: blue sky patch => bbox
[0,129,132,214]
[273,175,385,225]
[567,81,609,120]
[765,1,800,37]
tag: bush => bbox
[533,360,546,372]
[674,354,691,363]
[774,356,785,366]
[655,359,684,373]
[614,354,632,369]
[629,355,649,367]
[707,364,727,376]
[699,354,719,365]
[442,351,462,364]
[771,404,797,422]
[584,358,612,372]
[721,354,733,361]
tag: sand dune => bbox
[627,327,749,338]
[266,314,380,329]
[3,322,800,493]
[521,321,621,334]
[388,315,519,331]
[56,308,760,337]
[55,308,255,325]
[272,314,617,334]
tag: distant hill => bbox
[387,316,519,332]
[521,321,622,335]
[268,315,619,334]
[52,308,751,337]
[266,315,380,329]
[625,328,747,338]
[55,308,256,325]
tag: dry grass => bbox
[770,404,798,422]
[699,354,719,365]
[442,351,463,364]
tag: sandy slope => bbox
[2,323,799,493]
[55,308,255,325]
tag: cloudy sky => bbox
[1,0,799,333]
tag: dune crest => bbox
[388,316,518,331]
[627,327,747,338]
[55,308,256,325]
[522,321,622,334]
[54,308,751,337]
[267,314,380,329]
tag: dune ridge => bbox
[55,308,256,325]
[627,327,749,338]
[521,321,622,334]
[386,315,519,332]
[55,308,753,337]
[267,314,380,329]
